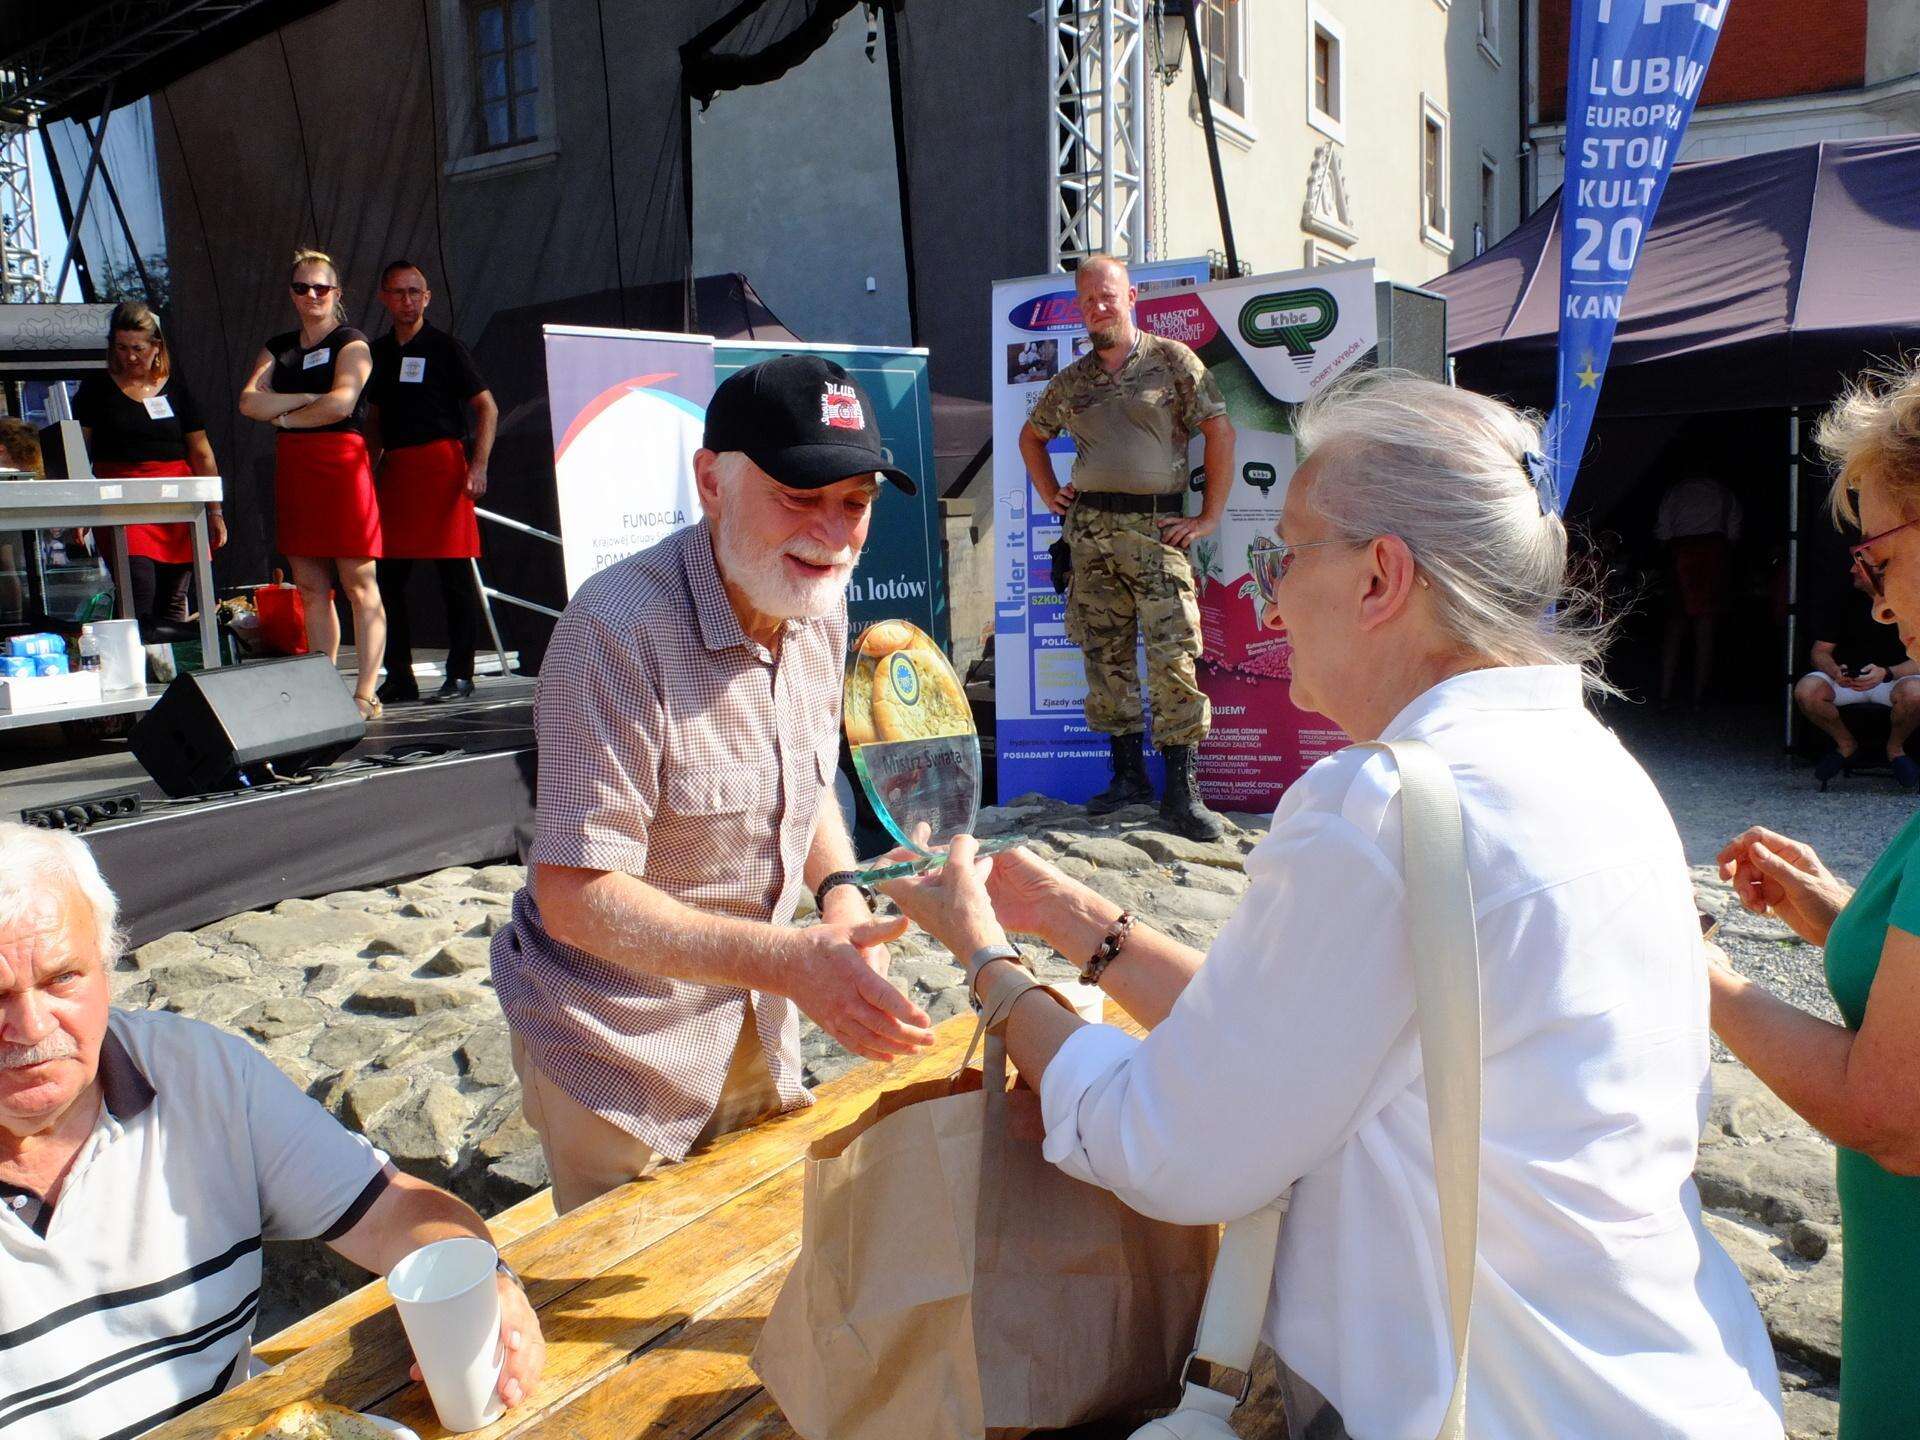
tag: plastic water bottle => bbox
[77,625,102,672]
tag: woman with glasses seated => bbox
[885,372,1784,1438]
[1715,363,1920,1440]
[238,248,387,717]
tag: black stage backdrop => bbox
[133,0,1047,665]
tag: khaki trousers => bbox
[510,1018,782,1216]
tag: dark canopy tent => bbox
[1434,137,1920,423]
[1430,136,1920,727]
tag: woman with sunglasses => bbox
[238,248,387,717]
[885,372,1783,1438]
[1715,366,1920,1440]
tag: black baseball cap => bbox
[703,354,917,495]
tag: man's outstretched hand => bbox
[788,915,934,1062]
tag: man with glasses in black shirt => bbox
[368,260,499,703]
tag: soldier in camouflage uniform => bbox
[1017,254,1236,841]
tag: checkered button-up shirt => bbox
[490,520,846,1159]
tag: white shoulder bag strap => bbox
[1132,738,1483,1440]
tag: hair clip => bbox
[1521,450,1556,516]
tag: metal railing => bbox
[468,505,569,681]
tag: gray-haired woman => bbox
[886,373,1784,1438]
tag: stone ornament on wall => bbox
[1303,140,1358,249]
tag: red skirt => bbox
[99,458,195,564]
[376,438,479,558]
[276,431,382,559]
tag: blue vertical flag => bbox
[1548,0,1729,508]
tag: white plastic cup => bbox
[91,619,143,694]
[386,1237,506,1432]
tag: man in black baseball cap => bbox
[491,352,932,1214]
[703,352,916,495]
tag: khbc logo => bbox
[888,653,921,707]
[1240,289,1338,372]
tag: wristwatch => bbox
[814,870,873,914]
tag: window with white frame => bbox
[1478,152,1499,252]
[1304,238,1346,269]
[1306,5,1345,143]
[440,0,558,177]
[1198,0,1248,119]
[1478,0,1501,63]
[1420,95,1451,247]
[472,0,540,149]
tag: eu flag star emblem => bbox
[1575,358,1601,389]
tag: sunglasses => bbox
[1248,536,1346,605]
[1850,517,1920,598]
[289,281,337,298]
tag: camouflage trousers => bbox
[1062,504,1210,747]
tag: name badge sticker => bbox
[143,395,175,420]
[398,356,427,384]
[302,348,331,370]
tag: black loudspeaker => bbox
[129,654,366,797]
[1373,281,1450,382]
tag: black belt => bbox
[1073,491,1185,515]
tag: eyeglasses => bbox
[1248,536,1346,605]
[289,281,337,298]
[1850,516,1920,598]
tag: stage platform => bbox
[1,652,536,946]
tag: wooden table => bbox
[151,1013,1289,1440]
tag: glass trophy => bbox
[843,620,1018,884]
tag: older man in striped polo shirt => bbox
[492,355,934,1215]
[0,824,545,1439]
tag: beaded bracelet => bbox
[1080,909,1135,986]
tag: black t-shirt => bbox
[1809,574,1907,675]
[369,324,488,450]
[266,325,371,434]
[72,375,205,465]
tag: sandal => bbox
[354,695,383,721]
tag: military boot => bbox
[1086,733,1154,814]
[1158,743,1225,842]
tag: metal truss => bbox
[0,0,281,116]
[1047,0,1148,273]
[0,115,46,302]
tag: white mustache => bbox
[0,1035,79,1070]
[785,547,854,570]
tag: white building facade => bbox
[1144,0,1526,286]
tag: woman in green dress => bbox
[1714,364,1920,1440]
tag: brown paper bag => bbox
[752,1029,1217,1440]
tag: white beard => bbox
[713,514,853,621]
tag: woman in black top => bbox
[73,300,224,632]
[238,248,387,718]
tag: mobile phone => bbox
[1697,907,1722,941]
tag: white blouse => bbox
[1039,666,1784,1439]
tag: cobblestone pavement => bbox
[117,702,1868,1434]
